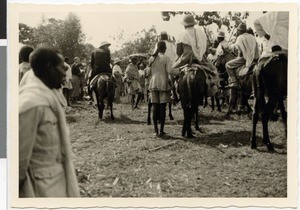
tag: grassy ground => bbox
[66,97,287,198]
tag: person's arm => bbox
[176,43,184,57]
[19,107,41,185]
[165,56,172,74]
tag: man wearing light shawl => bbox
[254,11,289,54]
[19,47,80,197]
[172,14,219,97]
[252,11,288,93]
[124,56,142,109]
[225,22,260,88]
[172,14,210,69]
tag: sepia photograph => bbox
[9,2,298,208]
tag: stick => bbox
[149,140,179,152]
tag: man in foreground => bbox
[19,46,80,197]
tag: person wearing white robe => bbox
[254,11,288,53]
[225,23,259,88]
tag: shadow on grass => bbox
[179,130,286,154]
[101,114,145,125]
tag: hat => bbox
[99,41,111,48]
[217,31,225,38]
[237,23,247,32]
[113,58,122,64]
[181,14,197,27]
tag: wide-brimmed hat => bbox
[181,14,197,27]
[113,58,122,64]
[217,31,225,38]
[237,23,247,32]
[99,41,111,48]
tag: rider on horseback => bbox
[172,14,218,98]
[215,31,230,59]
[253,12,288,89]
[172,14,215,71]
[225,23,260,88]
[88,41,114,102]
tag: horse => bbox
[178,64,207,138]
[214,47,253,116]
[251,50,287,151]
[91,73,115,120]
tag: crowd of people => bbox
[18,12,288,197]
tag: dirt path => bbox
[66,99,287,197]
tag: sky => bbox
[19,11,264,52]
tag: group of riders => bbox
[83,12,288,136]
[19,12,288,136]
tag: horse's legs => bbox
[152,103,159,135]
[251,97,259,149]
[186,107,194,138]
[194,106,200,131]
[216,95,222,112]
[168,102,174,120]
[147,100,152,125]
[98,100,105,119]
[211,96,215,111]
[261,97,278,151]
[226,88,237,116]
[237,91,244,115]
[182,107,188,137]
[109,100,114,120]
[278,99,287,138]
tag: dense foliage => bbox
[161,11,250,43]
[19,13,95,62]
[111,26,158,59]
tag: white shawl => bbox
[177,27,207,61]
[235,33,257,67]
[19,70,80,197]
[254,12,289,50]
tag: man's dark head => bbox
[64,56,70,64]
[130,56,138,65]
[30,46,66,89]
[237,22,247,36]
[157,41,167,53]
[160,32,168,41]
[19,45,34,63]
[272,45,282,52]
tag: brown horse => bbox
[215,48,253,116]
[251,51,287,151]
[179,64,207,138]
[93,74,115,120]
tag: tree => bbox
[111,26,158,58]
[19,13,94,62]
[161,11,250,43]
[19,23,37,46]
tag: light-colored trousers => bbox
[225,57,246,83]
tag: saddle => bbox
[260,50,288,68]
[99,74,110,81]
[89,73,113,90]
[180,63,218,97]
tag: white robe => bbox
[177,27,207,62]
[235,33,258,68]
[254,12,289,50]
